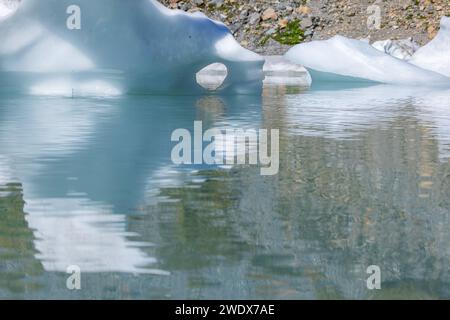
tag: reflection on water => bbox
[0,84,449,299]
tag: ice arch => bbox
[0,0,264,96]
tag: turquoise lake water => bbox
[0,84,450,299]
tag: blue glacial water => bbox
[0,84,449,299]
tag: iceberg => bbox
[410,17,450,78]
[285,32,450,87]
[284,18,450,86]
[0,0,264,96]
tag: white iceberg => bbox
[0,0,264,96]
[410,17,450,77]
[285,21,450,87]
[285,35,450,86]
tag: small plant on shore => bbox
[260,19,305,46]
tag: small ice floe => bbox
[285,17,450,87]
[0,0,264,96]
[371,37,420,61]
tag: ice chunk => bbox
[410,17,450,77]
[372,38,419,60]
[0,0,264,96]
[285,35,450,86]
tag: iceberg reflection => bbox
[283,85,450,153]
[0,93,262,275]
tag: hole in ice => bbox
[196,63,228,91]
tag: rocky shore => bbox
[159,0,450,54]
